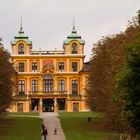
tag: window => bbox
[72,80,78,95]
[72,62,78,72]
[43,74,53,92]
[32,80,38,92]
[19,80,25,95]
[71,43,78,54]
[32,62,38,72]
[59,80,65,92]
[18,43,24,54]
[58,62,64,72]
[19,62,24,72]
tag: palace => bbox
[10,24,90,112]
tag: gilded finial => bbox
[19,15,24,34]
[20,15,23,31]
[71,12,77,34]
[72,12,76,30]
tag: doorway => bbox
[73,103,79,112]
[43,99,54,112]
[17,103,23,112]
[57,98,66,111]
[31,99,39,112]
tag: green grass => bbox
[8,112,39,116]
[59,112,119,140]
[0,115,42,140]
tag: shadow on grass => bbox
[0,117,16,137]
[0,116,42,140]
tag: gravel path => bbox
[40,112,66,140]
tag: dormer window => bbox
[71,43,77,54]
[18,43,24,54]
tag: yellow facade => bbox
[10,26,90,112]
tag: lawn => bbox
[8,112,39,116]
[59,112,119,140]
[0,113,42,140]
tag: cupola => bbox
[11,20,32,55]
[63,26,85,54]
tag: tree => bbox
[88,11,140,132]
[137,10,140,26]
[0,42,15,116]
[88,33,126,130]
[0,38,2,46]
[117,26,140,134]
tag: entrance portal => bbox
[31,99,39,112]
[43,99,54,112]
[17,103,23,112]
[73,103,79,112]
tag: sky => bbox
[0,0,140,61]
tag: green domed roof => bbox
[11,25,32,45]
[63,26,85,45]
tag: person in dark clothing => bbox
[54,128,57,135]
[42,126,48,140]
[42,123,45,130]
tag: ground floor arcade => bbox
[11,95,88,112]
[31,98,66,112]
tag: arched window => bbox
[18,43,24,54]
[43,74,53,92]
[71,43,78,54]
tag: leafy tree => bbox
[117,26,140,134]
[137,10,140,25]
[0,38,2,46]
[88,11,140,132]
[88,33,126,130]
[0,42,15,116]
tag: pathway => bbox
[40,112,66,140]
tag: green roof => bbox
[11,27,32,45]
[63,26,85,45]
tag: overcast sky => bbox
[0,0,140,61]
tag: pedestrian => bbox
[42,123,45,130]
[42,126,48,140]
[54,128,57,135]
[33,105,38,112]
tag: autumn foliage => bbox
[0,43,15,116]
[88,11,140,133]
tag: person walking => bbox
[42,123,45,130]
[54,128,57,135]
[42,126,48,140]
